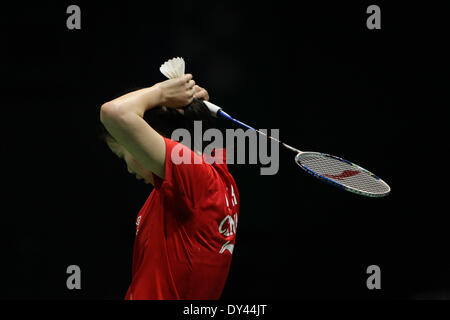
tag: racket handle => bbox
[203,100,255,131]
[203,100,222,118]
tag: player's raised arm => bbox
[100,74,196,178]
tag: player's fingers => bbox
[183,74,193,82]
[187,80,195,90]
[189,87,196,100]
[185,91,194,106]
[203,89,209,101]
[194,86,209,101]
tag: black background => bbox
[1,1,448,301]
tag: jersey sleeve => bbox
[151,137,214,211]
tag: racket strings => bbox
[297,153,390,196]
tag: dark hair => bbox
[99,96,217,154]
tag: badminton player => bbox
[99,74,240,300]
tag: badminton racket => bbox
[203,100,391,198]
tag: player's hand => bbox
[157,74,195,108]
[194,85,210,101]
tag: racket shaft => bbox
[217,110,301,153]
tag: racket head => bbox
[295,152,391,197]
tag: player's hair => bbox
[99,90,216,154]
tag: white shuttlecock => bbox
[159,57,185,79]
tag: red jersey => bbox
[125,137,239,300]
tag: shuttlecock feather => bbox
[160,57,185,79]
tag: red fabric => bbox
[125,137,239,300]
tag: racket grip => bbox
[203,100,222,118]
